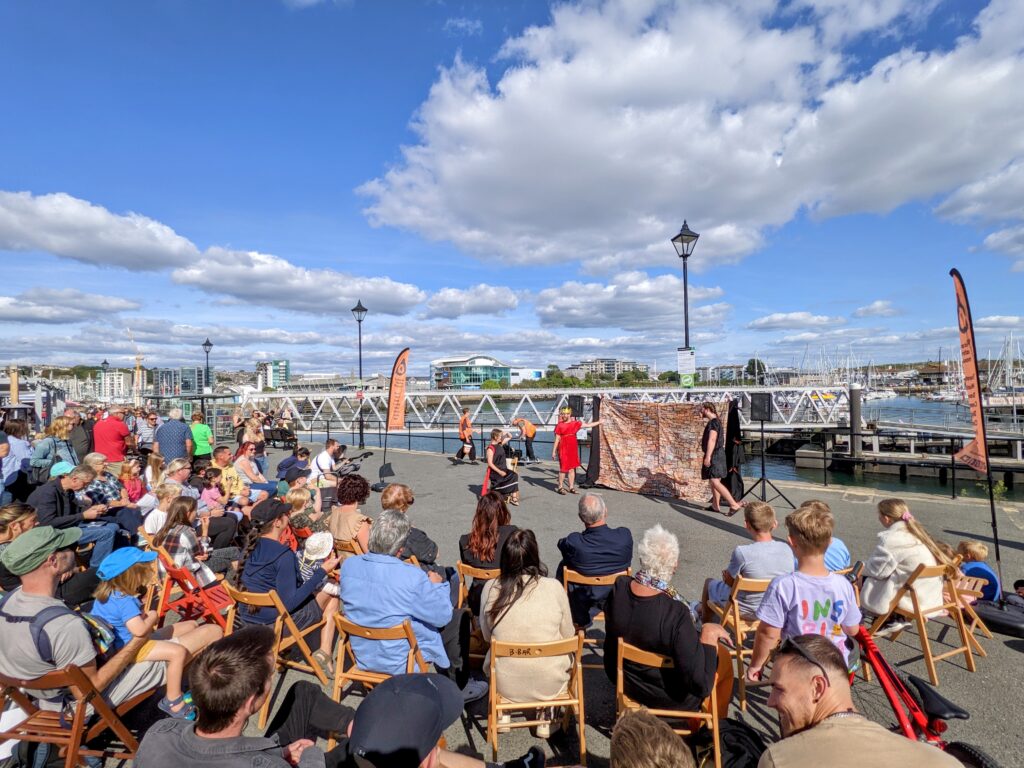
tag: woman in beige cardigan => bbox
[480,528,574,737]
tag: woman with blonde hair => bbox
[28,415,79,480]
[861,498,949,634]
[380,483,439,568]
[242,417,269,476]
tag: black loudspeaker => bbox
[750,393,772,422]
[567,395,584,418]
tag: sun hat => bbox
[96,548,157,580]
[0,526,82,576]
[302,532,334,561]
[50,461,75,478]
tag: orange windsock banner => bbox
[386,348,410,432]
[950,269,988,473]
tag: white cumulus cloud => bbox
[423,284,518,318]
[748,311,846,331]
[853,300,899,318]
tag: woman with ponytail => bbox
[861,498,948,628]
[238,498,341,672]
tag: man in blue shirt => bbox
[556,493,633,627]
[340,510,487,704]
[153,407,194,461]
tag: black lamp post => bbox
[100,359,109,402]
[351,300,368,449]
[671,221,700,349]
[201,338,213,419]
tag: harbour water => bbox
[297,395,1022,502]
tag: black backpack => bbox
[692,718,768,768]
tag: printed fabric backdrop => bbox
[596,399,708,501]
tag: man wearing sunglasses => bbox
[761,634,960,767]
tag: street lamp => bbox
[351,300,368,449]
[201,338,213,418]
[671,220,700,349]
[99,359,109,403]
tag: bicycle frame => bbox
[854,626,946,746]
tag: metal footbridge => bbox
[240,386,852,433]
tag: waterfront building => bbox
[430,354,511,390]
[256,359,291,390]
[510,368,545,386]
[564,358,650,379]
[98,370,132,401]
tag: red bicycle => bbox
[855,625,1001,767]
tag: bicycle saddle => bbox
[907,675,970,721]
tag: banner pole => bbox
[984,465,1006,595]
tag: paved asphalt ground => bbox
[252,444,1024,767]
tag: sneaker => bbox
[461,678,488,704]
[873,619,911,639]
[502,746,546,768]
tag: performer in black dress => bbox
[484,428,520,505]
[700,402,743,516]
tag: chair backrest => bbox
[561,567,630,589]
[617,638,733,720]
[723,576,772,625]
[335,615,426,673]
[335,537,364,556]
[491,634,582,660]
[457,561,501,581]
[223,582,288,631]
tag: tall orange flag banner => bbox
[950,269,989,473]
[386,348,410,432]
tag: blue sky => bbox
[1,0,1023,377]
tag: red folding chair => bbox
[155,547,234,629]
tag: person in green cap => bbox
[0,525,165,720]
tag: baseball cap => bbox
[348,674,462,768]
[50,461,75,478]
[0,526,82,576]
[284,467,311,484]
[251,498,292,525]
[96,548,157,580]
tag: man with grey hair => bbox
[557,492,633,627]
[339,509,487,704]
[27,464,119,566]
[154,407,194,462]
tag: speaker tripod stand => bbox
[741,419,795,509]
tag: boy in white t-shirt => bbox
[747,501,862,681]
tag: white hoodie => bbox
[860,520,943,616]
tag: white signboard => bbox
[677,347,696,388]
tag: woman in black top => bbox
[458,492,518,615]
[700,402,742,515]
[603,524,731,710]
[484,429,519,505]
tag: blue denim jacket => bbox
[339,553,453,674]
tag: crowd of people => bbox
[0,406,1007,767]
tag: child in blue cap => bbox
[92,548,210,719]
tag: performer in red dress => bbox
[552,407,599,495]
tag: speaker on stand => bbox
[742,392,794,508]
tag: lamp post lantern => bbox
[201,338,213,419]
[671,221,699,387]
[351,300,367,449]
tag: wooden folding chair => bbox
[706,576,770,710]
[327,615,429,749]
[0,665,155,768]
[616,640,732,768]
[156,555,234,630]
[560,568,629,668]
[456,561,500,611]
[222,584,328,728]
[334,537,365,557]
[868,563,976,686]
[949,574,993,657]
[488,632,586,765]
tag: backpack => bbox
[0,590,117,664]
[691,717,768,768]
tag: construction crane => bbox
[126,327,144,407]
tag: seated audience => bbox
[760,634,961,767]
[329,473,373,558]
[701,500,793,622]
[275,446,311,480]
[2,418,33,503]
[341,673,544,768]
[233,442,279,496]
[610,707,695,768]
[0,526,166,721]
[154,496,239,583]
[278,467,328,530]
[956,539,1001,602]
[144,482,188,535]
[459,492,518,615]
[79,451,143,533]
[135,625,356,768]
[860,498,948,635]
[603,524,731,710]
[480,529,574,737]
[556,492,633,627]
[210,444,265,513]
[27,462,118,567]
[747,505,861,681]
[339,509,487,703]
[0,501,98,608]
[238,499,340,672]
[119,458,148,504]
[91,548,221,720]
[381,482,440,566]
[799,500,852,571]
